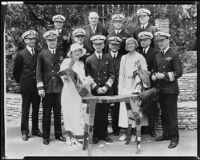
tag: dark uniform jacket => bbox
[137,47,158,72]
[133,23,158,50]
[56,29,72,56]
[13,47,39,92]
[152,48,182,94]
[85,53,115,95]
[83,24,108,54]
[36,48,64,93]
[106,29,131,55]
[107,51,122,94]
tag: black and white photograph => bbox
[2,1,198,158]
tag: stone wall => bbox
[5,73,197,130]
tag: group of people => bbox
[13,8,183,149]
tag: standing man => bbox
[107,36,122,136]
[137,31,159,137]
[36,30,66,145]
[85,35,115,144]
[133,8,158,50]
[71,28,91,63]
[83,11,108,54]
[107,14,131,55]
[152,31,182,148]
[13,30,42,141]
[52,14,71,56]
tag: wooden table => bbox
[82,94,142,155]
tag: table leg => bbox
[130,98,142,154]
[88,100,96,156]
[83,105,89,150]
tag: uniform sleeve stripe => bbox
[37,82,44,88]
[106,78,114,87]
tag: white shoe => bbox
[71,138,82,147]
[65,136,72,146]
[119,134,127,141]
[131,135,136,143]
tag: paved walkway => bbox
[5,118,197,158]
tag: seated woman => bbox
[60,43,93,146]
[118,37,149,142]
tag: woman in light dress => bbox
[118,38,148,142]
[60,43,93,146]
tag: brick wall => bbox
[5,73,197,130]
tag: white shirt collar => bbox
[48,48,56,54]
[95,51,102,59]
[141,23,148,29]
[143,46,150,54]
[56,29,62,33]
[162,46,170,54]
[115,29,122,34]
[26,45,34,55]
[111,51,118,58]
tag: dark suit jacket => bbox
[137,47,158,72]
[13,47,39,92]
[83,24,108,54]
[36,48,64,93]
[106,29,131,55]
[85,53,115,95]
[133,23,158,50]
[107,51,122,94]
[153,48,182,94]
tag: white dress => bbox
[118,52,148,128]
[60,58,89,136]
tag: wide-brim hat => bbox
[67,43,86,58]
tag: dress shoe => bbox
[168,140,178,149]
[43,138,49,145]
[155,136,170,141]
[55,136,66,142]
[102,136,113,142]
[113,132,119,136]
[119,134,127,141]
[92,137,100,144]
[150,130,156,137]
[22,134,28,141]
[32,130,42,137]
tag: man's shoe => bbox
[155,136,169,141]
[55,136,66,142]
[150,130,156,137]
[168,140,178,149]
[102,136,113,142]
[92,137,100,144]
[43,138,49,145]
[32,130,42,137]
[22,134,28,141]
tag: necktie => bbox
[92,26,95,33]
[161,50,164,54]
[52,50,55,54]
[143,49,146,55]
[98,54,101,61]
[142,26,145,30]
[31,48,35,55]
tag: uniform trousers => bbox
[158,93,179,142]
[42,93,62,139]
[21,91,41,135]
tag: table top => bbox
[82,94,139,103]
